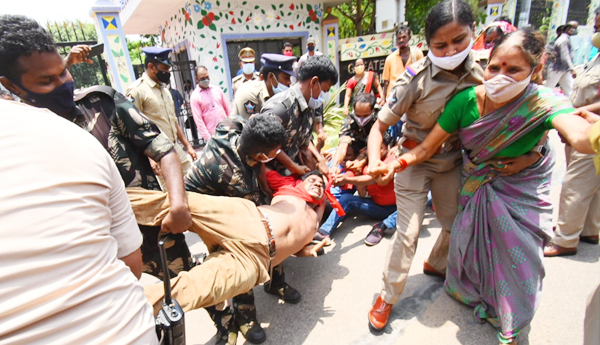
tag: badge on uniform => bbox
[244,101,257,114]
[387,91,397,107]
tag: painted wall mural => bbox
[160,0,323,95]
[339,32,427,62]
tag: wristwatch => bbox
[529,145,548,158]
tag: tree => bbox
[331,0,376,38]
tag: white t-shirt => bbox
[0,100,158,344]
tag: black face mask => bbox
[155,69,171,84]
[13,79,76,117]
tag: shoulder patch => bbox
[406,66,417,77]
[244,100,257,115]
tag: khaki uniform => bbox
[232,80,270,120]
[376,54,484,304]
[382,46,424,99]
[552,54,600,249]
[129,188,271,314]
[126,73,191,176]
[232,72,260,96]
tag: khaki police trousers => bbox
[553,149,600,248]
[381,151,461,305]
[127,188,271,315]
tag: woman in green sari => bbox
[371,30,595,344]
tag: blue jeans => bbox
[319,193,396,236]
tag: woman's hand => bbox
[366,160,387,178]
[494,153,540,175]
[574,108,600,124]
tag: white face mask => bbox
[199,79,210,89]
[427,39,473,71]
[270,73,289,95]
[483,73,532,103]
[242,63,255,75]
[308,82,325,109]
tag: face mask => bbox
[307,81,325,109]
[354,65,365,75]
[199,79,210,88]
[283,51,293,57]
[483,73,532,103]
[351,113,374,127]
[571,29,578,36]
[270,74,289,95]
[307,45,315,52]
[155,69,171,84]
[427,39,473,71]
[14,79,76,117]
[257,148,281,163]
[592,32,600,49]
[242,63,255,75]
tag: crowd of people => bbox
[1,0,600,343]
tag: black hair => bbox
[296,55,338,83]
[491,29,545,70]
[240,114,286,155]
[283,42,293,49]
[259,66,283,79]
[497,16,512,24]
[0,15,57,82]
[300,170,325,182]
[354,92,376,110]
[396,24,412,36]
[556,25,566,35]
[424,0,474,44]
[485,25,504,38]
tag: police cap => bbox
[260,53,296,77]
[142,47,173,66]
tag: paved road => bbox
[179,133,599,345]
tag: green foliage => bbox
[46,20,97,43]
[331,0,376,38]
[322,81,347,150]
[127,35,160,66]
[404,0,486,36]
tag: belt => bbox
[402,138,461,155]
[257,209,277,261]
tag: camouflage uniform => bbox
[260,84,322,175]
[185,115,267,205]
[339,114,377,151]
[73,85,193,279]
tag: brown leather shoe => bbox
[543,243,577,257]
[580,235,599,245]
[368,296,392,331]
[423,261,446,279]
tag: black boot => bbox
[233,290,266,344]
[263,263,301,304]
[206,305,238,345]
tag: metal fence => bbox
[47,22,111,89]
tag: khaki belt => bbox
[402,138,461,155]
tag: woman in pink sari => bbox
[371,30,595,344]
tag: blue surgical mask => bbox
[13,79,76,117]
[271,80,289,95]
[307,81,325,109]
[242,63,255,75]
[307,45,315,52]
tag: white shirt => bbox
[0,100,158,344]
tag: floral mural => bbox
[160,0,324,95]
[340,32,426,62]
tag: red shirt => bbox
[363,154,396,206]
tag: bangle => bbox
[395,158,408,173]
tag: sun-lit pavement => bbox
[180,132,599,345]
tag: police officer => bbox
[232,53,296,120]
[185,114,286,344]
[260,55,337,178]
[545,12,600,257]
[127,47,197,182]
[232,47,260,96]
